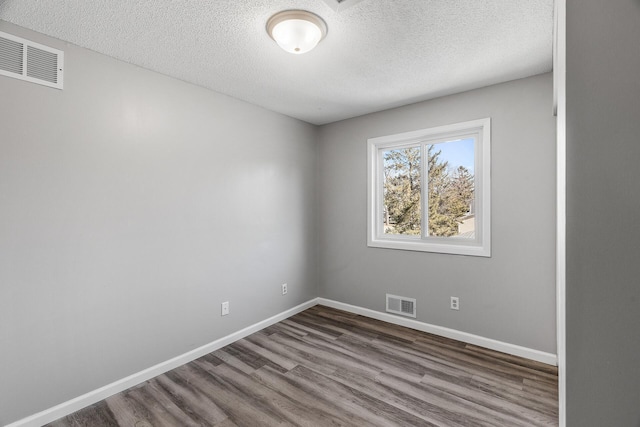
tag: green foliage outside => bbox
[383,147,421,235]
[383,145,474,237]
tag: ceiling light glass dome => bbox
[267,10,327,54]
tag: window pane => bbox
[382,146,421,236]
[427,138,475,238]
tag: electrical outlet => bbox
[281,283,288,295]
[450,296,460,310]
[221,301,229,316]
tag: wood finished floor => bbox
[47,306,558,427]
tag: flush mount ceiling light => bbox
[267,10,328,54]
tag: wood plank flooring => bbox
[47,305,558,426]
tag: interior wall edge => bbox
[554,0,567,425]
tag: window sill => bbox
[368,237,491,257]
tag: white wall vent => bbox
[0,31,64,90]
[386,294,417,318]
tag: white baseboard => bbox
[317,298,558,366]
[8,296,556,426]
[6,298,319,427]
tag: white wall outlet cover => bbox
[221,301,230,316]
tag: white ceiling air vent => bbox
[386,294,417,318]
[320,0,366,12]
[0,31,64,90]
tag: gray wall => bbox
[0,22,318,425]
[566,1,640,425]
[317,73,556,353]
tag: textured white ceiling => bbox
[0,0,553,125]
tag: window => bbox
[367,118,491,257]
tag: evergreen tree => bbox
[427,145,454,236]
[447,166,474,219]
[383,145,474,237]
[383,147,421,235]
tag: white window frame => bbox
[367,118,491,257]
